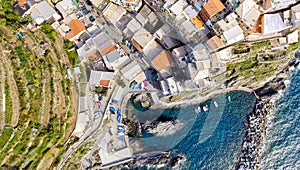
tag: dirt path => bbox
[0,62,5,129]
[37,147,59,170]
[1,49,20,127]
[40,67,51,127]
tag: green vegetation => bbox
[240,59,258,71]
[116,78,126,88]
[233,47,250,54]
[252,40,271,51]
[5,79,13,125]
[67,50,79,66]
[0,0,26,29]
[287,41,300,52]
[95,86,108,96]
[63,141,93,169]
[25,71,34,83]
[63,39,75,50]
[0,128,13,149]
[41,24,57,40]
[63,39,80,66]
[226,55,287,83]
[227,57,258,72]
[0,4,77,168]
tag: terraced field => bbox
[0,1,79,168]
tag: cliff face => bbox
[255,58,299,98]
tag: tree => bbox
[41,24,52,34]
[95,86,108,96]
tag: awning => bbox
[109,106,116,113]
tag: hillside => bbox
[0,0,79,168]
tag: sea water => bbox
[131,91,256,169]
[260,70,300,169]
[131,71,300,169]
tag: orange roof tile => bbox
[191,16,203,29]
[66,19,86,39]
[151,50,174,72]
[124,0,134,2]
[250,16,262,33]
[131,39,143,52]
[100,45,116,56]
[100,80,110,87]
[264,0,272,10]
[202,0,225,18]
[200,10,210,22]
[261,15,265,34]
[207,35,224,50]
[19,0,27,6]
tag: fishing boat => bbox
[213,101,218,107]
[203,105,209,112]
[195,106,201,113]
[227,95,231,102]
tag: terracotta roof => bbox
[263,0,272,10]
[207,35,224,50]
[18,0,27,6]
[250,16,262,33]
[66,19,86,39]
[199,10,210,22]
[202,0,225,18]
[100,44,116,56]
[151,50,174,71]
[191,16,203,29]
[124,0,135,2]
[100,80,110,87]
[131,39,143,51]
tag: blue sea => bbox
[260,70,300,169]
[131,71,300,169]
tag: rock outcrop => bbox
[142,120,184,136]
[133,93,153,109]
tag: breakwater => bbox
[235,98,274,170]
[236,57,300,170]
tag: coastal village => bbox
[9,0,300,169]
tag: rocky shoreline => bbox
[236,57,299,170]
[235,98,274,170]
[120,57,299,169]
[142,119,184,137]
[111,151,187,169]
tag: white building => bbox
[29,1,61,25]
[235,0,261,30]
[89,70,114,87]
[291,4,300,28]
[262,13,288,35]
[103,3,127,26]
[120,60,146,84]
[169,0,188,16]
[160,77,180,96]
[55,0,77,18]
[223,25,245,45]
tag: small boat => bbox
[213,101,218,107]
[227,95,231,102]
[195,106,201,113]
[203,105,209,112]
[197,106,201,113]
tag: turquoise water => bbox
[131,70,300,169]
[132,91,256,169]
[260,70,300,169]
